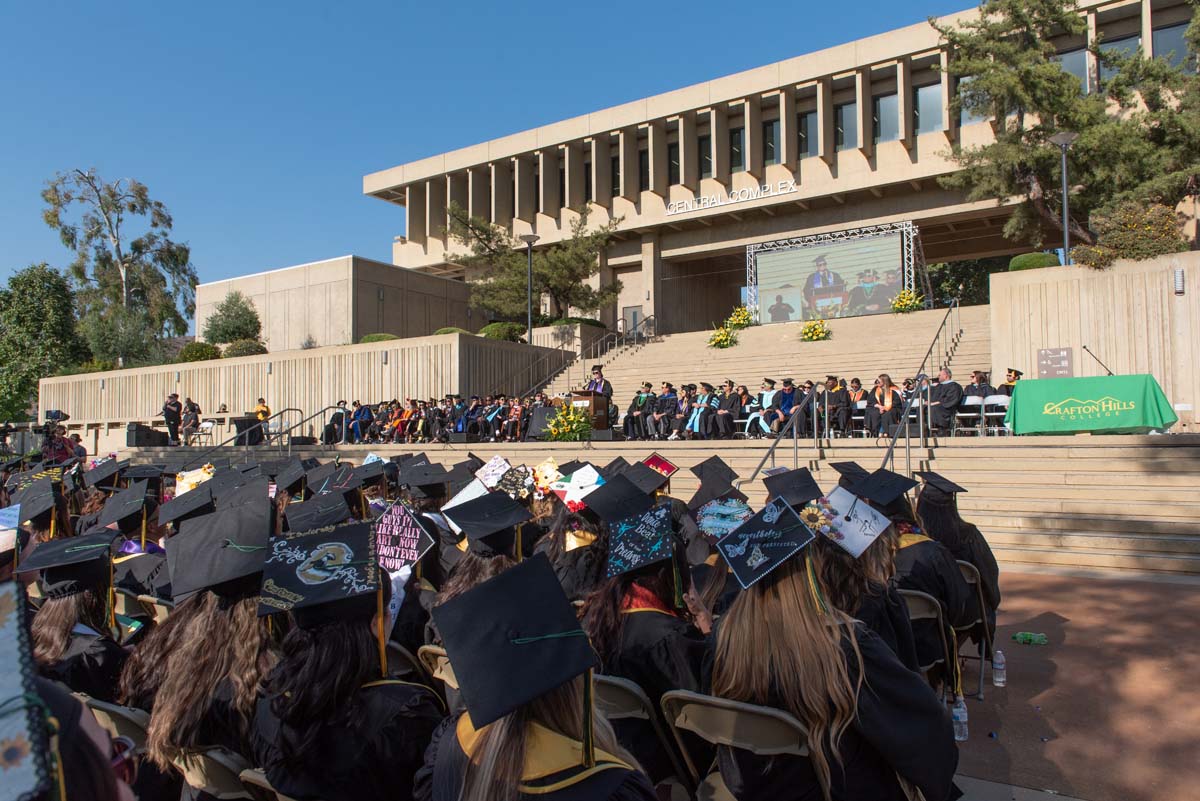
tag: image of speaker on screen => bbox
[802,254,846,320]
[847,269,888,315]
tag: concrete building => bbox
[195,255,473,351]
[363,0,1194,335]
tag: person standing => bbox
[70,434,87,460]
[162,393,183,446]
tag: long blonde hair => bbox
[712,552,863,801]
[460,675,640,801]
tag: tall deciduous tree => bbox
[202,291,262,344]
[447,203,623,320]
[41,169,197,365]
[934,0,1200,249]
[0,264,89,420]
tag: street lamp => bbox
[518,233,539,342]
[1049,131,1078,264]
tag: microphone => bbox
[1081,345,1115,377]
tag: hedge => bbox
[176,341,222,363]
[221,339,268,358]
[478,322,527,341]
[549,317,606,329]
[359,333,399,343]
[434,327,473,335]
[1008,252,1061,271]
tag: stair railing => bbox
[179,407,304,470]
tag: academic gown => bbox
[713,624,960,801]
[927,382,964,430]
[853,581,920,673]
[252,679,443,801]
[533,537,607,603]
[893,535,973,682]
[40,624,128,703]
[822,388,852,433]
[713,392,741,438]
[950,522,1001,647]
[864,388,905,434]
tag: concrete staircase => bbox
[541,305,993,401]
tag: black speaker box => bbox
[886,422,922,438]
[524,407,557,440]
[589,428,615,441]
[448,432,479,443]
[126,422,169,447]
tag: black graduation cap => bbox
[169,503,272,601]
[443,463,475,497]
[300,457,322,471]
[21,530,118,598]
[9,478,58,521]
[388,453,414,466]
[97,481,149,531]
[431,553,597,729]
[273,460,307,494]
[462,452,486,473]
[353,461,387,486]
[850,469,919,508]
[158,484,216,526]
[1,455,24,472]
[763,467,823,508]
[85,459,128,489]
[257,521,380,626]
[305,461,340,487]
[216,476,269,511]
[583,474,655,525]
[687,477,748,513]
[556,460,585,476]
[5,468,36,493]
[285,493,353,532]
[689,455,738,486]
[256,460,289,478]
[237,462,262,476]
[915,471,968,496]
[716,498,814,590]
[599,456,631,481]
[623,462,671,495]
[206,468,248,501]
[124,464,164,482]
[400,463,449,498]
[605,504,675,579]
[315,464,363,498]
[442,491,532,556]
[829,461,870,487]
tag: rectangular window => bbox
[762,119,780,166]
[798,110,819,158]
[956,75,989,126]
[1099,34,1141,83]
[913,83,943,135]
[729,126,745,172]
[610,154,621,198]
[557,166,565,210]
[583,159,592,201]
[1054,48,1090,94]
[698,134,713,178]
[532,164,540,213]
[667,142,680,185]
[638,149,650,192]
[1154,23,1193,70]
[872,93,899,144]
[835,102,857,150]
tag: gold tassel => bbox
[376,584,387,678]
[515,523,524,563]
[581,668,596,768]
[140,507,147,550]
[49,511,56,541]
[107,557,116,631]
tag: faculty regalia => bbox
[893,532,973,684]
[714,624,960,801]
[864,387,904,435]
[712,391,742,438]
[927,381,964,431]
[822,387,852,434]
[623,393,655,440]
[650,392,679,438]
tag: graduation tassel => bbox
[672,556,684,609]
[515,523,524,563]
[49,511,56,541]
[376,584,387,679]
[140,507,148,550]
[581,668,596,768]
[107,558,116,631]
[360,494,370,520]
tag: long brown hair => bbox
[460,675,640,801]
[32,590,110,665]
[145,584,276,768]
[581,552,691,667]
[712,552,862,801]
[118,591,207,710]
[435,551,515,607]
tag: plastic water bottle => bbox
[952,696,969,742]
[992,650,1007,687]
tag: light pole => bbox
[518,233,539,343]
[1049,131,1078,264]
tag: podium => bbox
[570,391,610,430]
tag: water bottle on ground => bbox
[1011,631,1048,645]
[992,650,1007,687]
[952,696,969,742]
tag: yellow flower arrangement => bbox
[725,305,753,331]
[707,325,739,349]
[890,288,924,313]
[800,319,832,342]
[545,404,592,442]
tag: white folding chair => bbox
[851,400,868,437]
[982,394,1011,436]
[953,396,984,436]
[195,420,216,447]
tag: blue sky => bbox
[0,0,967,292]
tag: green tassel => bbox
[582,668,596,768]
[672,557,684,609]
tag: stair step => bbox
[981,528,1200,555]
[991,544,1200,574]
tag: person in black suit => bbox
[161,393,182,445]
[926,368,964,433]
[712,379,741,439]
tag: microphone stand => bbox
[1081,345,1115,377]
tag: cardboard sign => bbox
[606,504,673,578]
[375,502,435,573]
[0,505,20,553]
[716,498,813,590]
[806,487,891,558]
[475,455,511,488]
[642,452,678,479]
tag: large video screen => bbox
[753,232,904,324]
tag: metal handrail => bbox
[278,405,352,455]
[512,344,578,400]
[583,314,657,365]
[179,407,303,469]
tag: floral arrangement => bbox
[544,404,592,442]
[800,319,832,342]
[890,288,924,313]
[707,325,739,349]
[725,305,753,331]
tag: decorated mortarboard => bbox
[716,498,814,590]
[305,461,340,486]
[432,553,598,729]
[763,467,823,508]
[494,465,534,501]
[474,455,512,489]
[9,478,58,522]
[0,580,56,800]
[169,503,272,601]
[550,464,605,512]
[443,491,532,556]
[849,469,919,508]
[4,468,36,493]
[829,461,870,487]
[531,458,562,495]
[158,482,215,526]
[584,474,656,525]
[84,458,128,488]
[96,480,149,530]
[285,493,353,532]
[599,456,631,481]
[0,506,22,557]
[21,530,118,599]
[175,464,216,495]
[374,502,436,574]
[556,460,585,477]
[605,504,675,579]
[258,521,381,627]
[623,462,672,495]
[273,459,308,493]
[798,487,891,558]
[641,452,679,481]
[688,456,747,512]
[914,471,968,497]
[216,476,270,511]
[441,479,490,535]
[694,496,754,541]
[314,464,363,499]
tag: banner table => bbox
[1005,374,1177,435]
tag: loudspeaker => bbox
[448,432,479,443]
[524,407,556,440]
[289,436,317,445]
[126,422,169,447]
[589,428,616,441]
[886,422,922,438]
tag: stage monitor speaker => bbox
[524,407,556,440]
[589,428,615,441]
[886,422,922,439]
[448,432,479,443]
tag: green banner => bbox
[1005,374,1178,435]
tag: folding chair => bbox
[172,747,253,799]
[239,768,307,801]
[82,697,150,755]
[387,640,434,686]
[137,594,174,625]
[953,396,984,436]
[196,420,217,447]
[982,394,1011,436]
[594,675,695,795]
[851,400,868,437]
[113,588,146,619]
[660,690,809,801]
[416,644,458,690]
[955,560,994,700]
[897,589,954,700]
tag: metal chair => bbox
[195,420,217,447]
[137,594,174,625]
[660,690,810,801]
[594,675,694,795]
[955,560,994,700]
[386,640,433,686]
[81,697,150,755]
[953,396,984,436]
[172,747,253,800]
[851,400,869,437]
[239,768,307,801]
[982,394,1011,436]
[416,644,458,690]
[897,588,954,698]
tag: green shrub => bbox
[1008,252,1061,271]
[55,359,116,376]
[549,317,606,329]
[478,322,527,341]
[221,339,268,358]
[359,333,399,343]
[434,327,473,335]
[177,341,222,362]
[1071,202,1188,269]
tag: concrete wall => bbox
[194,256,472,351]
[989,251,1200,429]
[529,323,607,356]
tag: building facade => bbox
[363,0,1193,334]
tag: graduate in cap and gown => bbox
[415,553,656,801]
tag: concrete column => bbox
[1086,11,1098,93]
[780,89,798,171]
[405,184,427,246]
[744,96,763,178]
[898,57,914,150]
[818,78,835,165]
[538,149,561,222]
[515,156,536,222]
[591,136,612,206]
[941,50,958,142]
[564,142,585,209]
[641,232,662,325]
[679,111,698,189]
[648,119,668,195]
[711,106,730,184]
[490,161,513,226]
[618,127,638,199]
[425,179,447,245]
[447,172,468,214]
[1141,0,1153,59]
[856,68,873,157]
[468,167,490,221]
